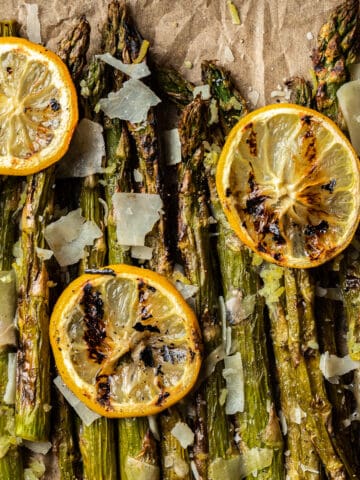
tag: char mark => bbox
[96,374,111,406]
[81,282,107,364]
[304,220,329,236]
[321,179,336,193]
[156,391,170,406]
[133,322,160,333]
[140,345,155,367]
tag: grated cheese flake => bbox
[3,352,16,405]
[112,192,163,246]
[209,448,273,479]
[193,84,211,100]
[44,209,102,267]
[171,422,195,449]
[95,53,150,79]
[54,376,101,426]
[57,119,105,178]
[337,80,360,155]
[131,246,153,260]
[124,457,160,480]
[319,351,360,380]
[99,79,161,123]
[222,352,244,414]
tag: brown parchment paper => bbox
[3,0,341,107]
[0,0,343,476]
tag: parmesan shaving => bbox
[35,247,53,261]
[95,53,150,79]
[300,463,319,474]
[3,352,16,405]
[25,3,41,44]
[112,193,163,246]
[226,290,256,324]
[57,119,105,178]
[223,45,235,63]
[131,246,153,260]
[222,352,244,414]
[54,376,101,426]
[171,422,195,449]
[162,129,182,165]
[44,209,102,267]
[23,440,52,455]
[248,89,259,107]
[319,352,360,380]
[175,280,198,300]
[98,79,161,123]
[124,457,160,480]
[209,448,273,479]
[289,406,306,424]
[201,344,226,381]
[0,270,17,347]
[133,168,143,182]
[193,84,211,100]
[278,410,287,435]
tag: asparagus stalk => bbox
[68,12,122,480]
[117,0,171,276]
[154,66,195,108]
[15,170,54,441]
[0,61,23,480]
[284,76,313,107]
[201,61,284,478]
[311,0,359,129]
[177,95,237,479]
[98,3,161,478]
[0,21,24,480]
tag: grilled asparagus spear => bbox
[312,0,359,129]
[0,19,23,474]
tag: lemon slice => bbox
[0,37,78,175]
[50,265,202,417]
[216,104,360,268]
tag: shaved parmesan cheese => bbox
[337,80,360,154]
[125,457,160,480]
[57,119,105,178]
[171,422,194,449]
[0,270,17,347]
[193,85,211,100]
[289,406,306,424]
[112,193,162,246]
[226,290,256,324]
[319,352,360,380]
[306,31,314,40]
[300,463,319,474]
[23,440,52,455]
[209,448,273,479]
[3,352,16,405]
[35,247,53,261]
[131,246,153,260]
[54,376,100,426]
[162,129,182,165]
[133,169,143,182]
[201,344,226,380]
[174,281,198,300]
[222,352,244,414]
[44,209,102,267]
[99,79,161,123]
[148,415,160,441]
[95,53,150,79]
[165,455,189,478]
[25,3,41,44]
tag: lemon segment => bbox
[0,37,78,175]
[216,104,360,268]
[50,265,202,418]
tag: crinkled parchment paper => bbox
[4,0,340,107]
[0,0,342,476]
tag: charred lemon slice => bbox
[0,37,78,175]
[50,265,202,417]
[216,104,360,268]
